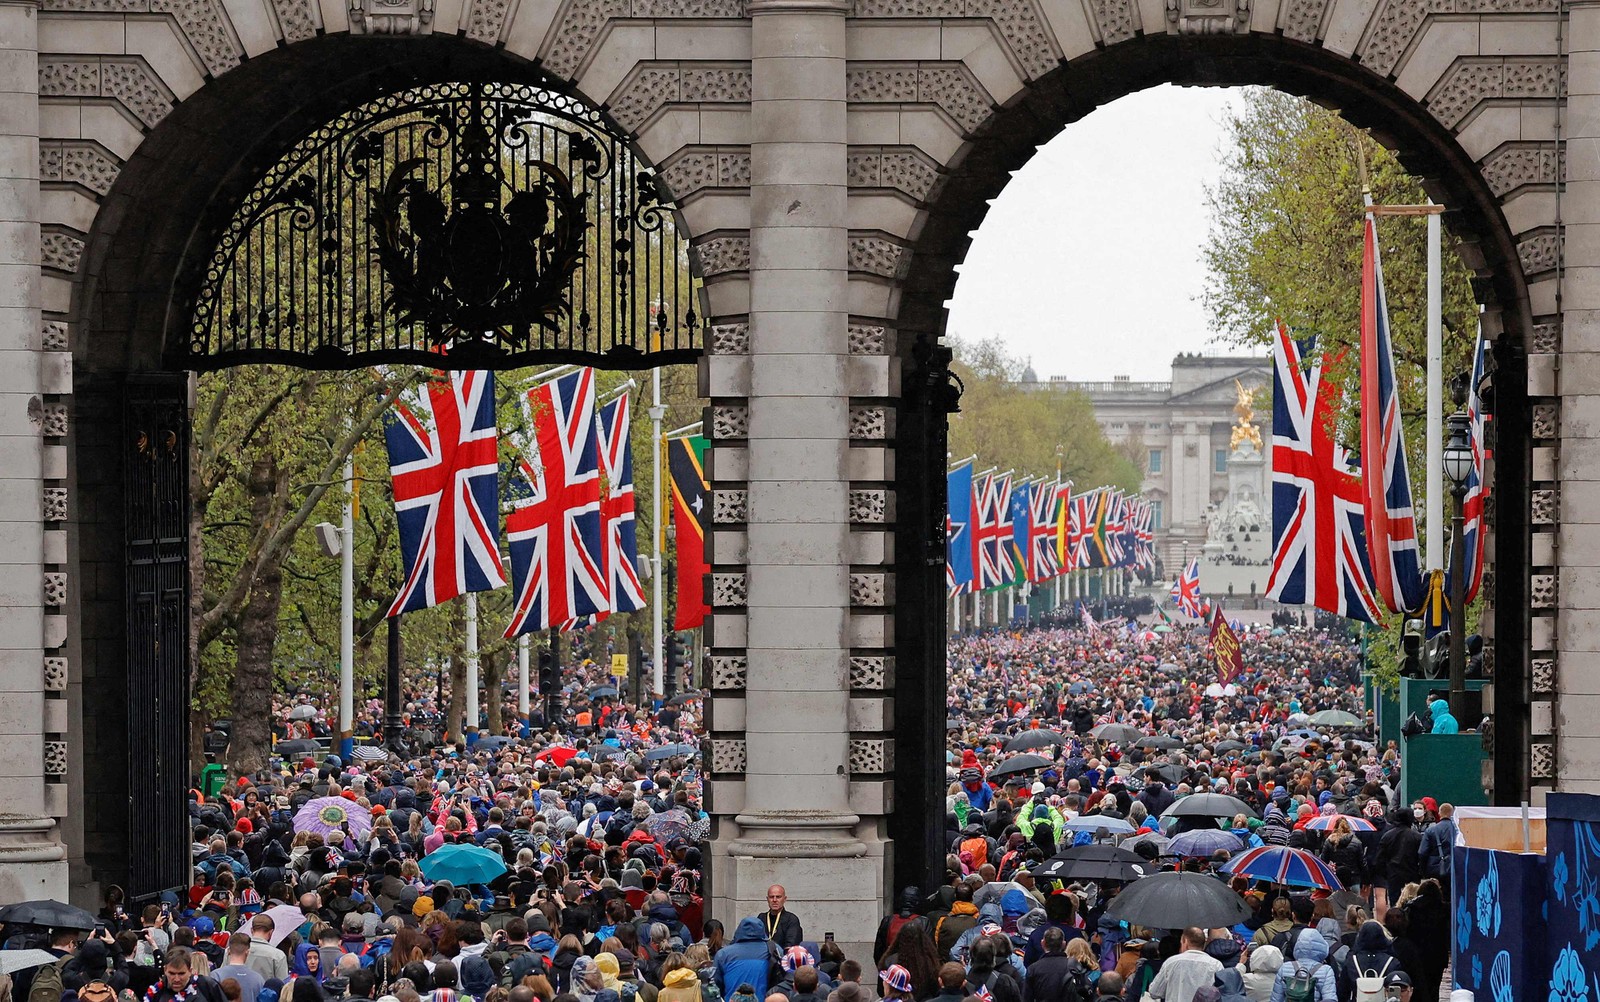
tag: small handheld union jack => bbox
[1171,558,1202,617]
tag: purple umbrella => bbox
[1169,828,1245,857]
[293,796,372,839]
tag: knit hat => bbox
[413,895,434,918]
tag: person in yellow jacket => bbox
[658,958,705,1002]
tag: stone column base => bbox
[0,814,69,902]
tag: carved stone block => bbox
[711,323,749,355]
[713,489,747,524]
[1532,657,1555,695]
[42,488,67,522]
[692,236,752,277]
[710,738,746,774]
[849,656,888,690]
[41,321,68,352]
[849,489,887,525]
[40,143,121,197]
[849,738,893,775]
[850,572,886,607]
[40,403,67,438]
[1533,488,1557,525]
[1165,0,1248,35]
[849,406,887,440]
[349,0,435,34]
[1531,574,1556,609]
[41,231,84,274]
[1532,403,1558,440]
[712,405,749,440]
[43,573,65,608]
[708,655,747,690]
[1089,0,1138,44]
[43,656,67,692]
[847,236,911,279]
[1532,741,1554,780]
[1532,323,1560,354]
[39,58,174,129]
[1518,232,1561,277]
[847,325,887,356]
[711,572,747,607]
[1279,0,1326,41]
[44,741,66,777]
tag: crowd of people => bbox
[0,614,1464,1002]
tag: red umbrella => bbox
[536,746,578,766]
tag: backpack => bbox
[27,957,67,1002]
[1355,957,1394,1002]
[1284,961,1324,1002]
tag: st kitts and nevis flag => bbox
[382,369,507,617]
[503,368,608,636]
[946,461,976,596]
[1171,558,1202,617]
[1360,209,1426,615]
[1026,478,1065,582]
[1263,322,1382,623]
[667,434,709,630]
[586,389,646,625]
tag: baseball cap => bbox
[1384,972,1412,990]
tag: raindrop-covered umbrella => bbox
[288,704,318,721]
[1061,815,1135,836]
[1034,844,1150,883]
[0,950,62,975]
[1221,846,1343,889]
[1089,723,1142,744]
[1302,814,1377,832]
[419,843,507,886]
[275,738,319,755]
[1104,870,1253,928]
[294,797,373,839]
[1215,740,1249,753]
[0,900,95,931]
[1121,831,1173,856]
[990,753,1053,778]
[641,808,695,844]
[1163,792,1256,820]
[1309,710,1362,727]
[644,743,698,762]
[1004,730,1065,753]
[1169,829,1244,857]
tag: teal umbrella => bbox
[419,843,508,886]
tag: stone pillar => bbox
[709,0,883,955]
[0,0,67,900]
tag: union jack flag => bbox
[974,471,1015,590]
[1027,478,1063,582]
[503,368,608,637]
[1264,323,1381,623]
[1061,490,1092,569]
[1171,558,1202,617]
[1078,601,1099,632]
[596,391,645,618]
[383,370,506,617]
[1360,211,1425,614]
[1449,330,1490,605]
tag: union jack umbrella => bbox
[1171,558,1202,617]
[503,367,609,637]
[1264,323,1382,623]
[1220,845,1343,890]
[593,390,645,620]
[1302,814,1377,832]
[382,369,506,617]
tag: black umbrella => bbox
[589,685,619,697]
[1090,723,1143,744]
[1215,740,1248,753]
[644,742,698,762]
[1034,844,1150,883]
[589,745,627,760]
[1103,871,1253,929]
[1163,792,1256,820]
[1149,763,1183,784]
[1004,729,1066,753]
[666,692,698,706]
[1135,735,1183,750]
[990,753,1053,778]
[0,900,96,930]
[275,738,319,754]
[472,735,513,751]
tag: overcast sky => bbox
[945,85,1247,382]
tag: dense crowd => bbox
[1,615,1462,1002]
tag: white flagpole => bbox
[517,634,530,722]
[650,366,666,697]
[1426,204,1444,571]
[465,592,479,736]
[339,453,354,761]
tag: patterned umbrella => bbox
[1169,829,1244,857]
[641,808,694,843]
[293,796,373,838]
[1303,814,1377,832]
[1221,845,1343,889]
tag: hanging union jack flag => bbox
[1453,331,1491,604]
[1027,478,1064,583]
[503,368,609,637]
[1264,323,1382,623]
[1171,558,1202,617]
[974,471,1015,590]
[594,390,645,620]
[1360,211,1425,614]
[383,369,507,617]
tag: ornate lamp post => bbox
[1443,407,1474,720]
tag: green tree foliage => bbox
[947,336,1140,492]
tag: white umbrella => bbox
[0,950,60,975]
[262,903,307,946]
[288,704,318,721]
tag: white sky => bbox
[945,84,1246,382]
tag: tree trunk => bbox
[484,647,504,735]
[227,458,287,776]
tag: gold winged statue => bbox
[1230,378,1263,452]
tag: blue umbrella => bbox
[644,742,698,762]
[419,843,507,886]
[1169,829,1245,857]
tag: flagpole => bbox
[517,633,530,726]
[1426,203,1444,571]
[649,366,666,699]
[465,591,479,738]
[665,420,704,439]
[339,452,354,762]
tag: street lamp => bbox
[1443,407,1473,721]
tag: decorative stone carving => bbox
[1532,741,1554,780]
[39,143,121,197]
[43,741,66,778]
[692,235,751,277]
[849,656,888,690]
[1428,59,1563,131]
[849,738,893,774]
[846,65,992,135]
[152,0,243,75]
[1166,0,1248,35]
[709,738,746,774]
[348,0,435,34]
[711,323,749,355]
[40,403,67,439]
[465,0,514,42]
[849,489,887,524]
[542,0,629,80]
[1089,0,1138,44]
[848,236,911,279]
[1482,643,1495,678]
[853,1,1056,76]
[663,149,755,197]
[848,325,887,355]
[40,58,174,129]
[1279,0,1326,41]
[713,489,747,524]
[846,149,941,201]
[1532,488,1557,525]
[41,231,84,274]
[849,406,887,440]
[711,572,747,607]
[850,573,886,607]
[712,404,749,440]
[1531,573,1556,609]
[609,64,751,134]
[1532,403,1558,440]
[271,0,321,42]
[1531,323,1560,353]
[1359,0,1433,78]
[1479,144,1562,198]
[708,655,747,690]
[41,321,67,352]
[1518,232,1560,277]
[1532,657,1555,695]
[633,0,742,14]
[42,488,67,522]
[43,573,65,608]
[43,656,67,692]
